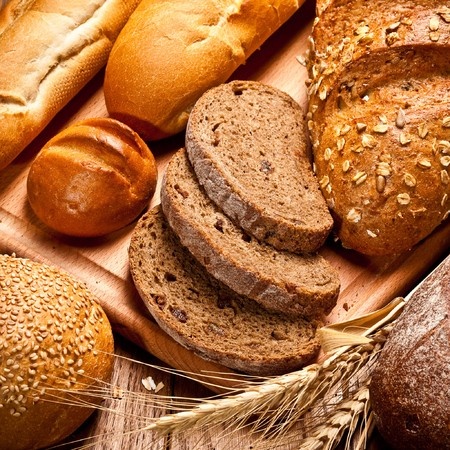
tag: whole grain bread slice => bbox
[185,80,333,254]
[128,205,321,376]
[161,149,340,319]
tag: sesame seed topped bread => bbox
[128,206,322,376]
[0,253,114,450]
[186,80,333,253]
[306,0,450,255]
[161,149,340,319]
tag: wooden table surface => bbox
[1,1,449,449]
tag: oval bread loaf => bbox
[0,253,115,450]
[306,0,450,255]
[27,118,158,237]
[369,255,450,450]
[104,0,304,141]
[0,0,142,171]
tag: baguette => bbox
[306,0,450,255]
[0,0,142,171]
[104,0,304,141]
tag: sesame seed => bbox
[417,123,429,139]
[429,16,440,31]
[367,230,378,238]
[395,109,406,129]
[342,160,351,172]
[376,175,386,193]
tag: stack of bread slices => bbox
[129,80,340,376]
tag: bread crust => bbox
[307,0,450,255]
[0,0,142,171]
[104,0,302,140]
[161,149,340,319]
[0,254,114,450]
[369,255,450,449]
[129,206,321,375]
[27,118,158,237]
[186,80,333,253]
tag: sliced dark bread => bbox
[161,149,340,319]
[185,80,333,254]
[128,205,321,376]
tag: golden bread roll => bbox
[0,253,115,450]
[103,0,304,141]
[0,0,142,171]
[27,118,158,237]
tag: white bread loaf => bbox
[0,0,142,171]
[104,0,304,141]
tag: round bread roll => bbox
[0,253,115,450]
[27,118,158,237]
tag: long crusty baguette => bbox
[306,0,450,255]
[0,0,142,171]
[104,0,304,141]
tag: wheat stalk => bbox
[47,298,405,449]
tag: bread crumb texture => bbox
[129,206,322,376]
[0,254,114,450]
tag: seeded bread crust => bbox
[369,255,450,449]
[161,149,340,319]
[186,80,333,253]
[128,206,321,375]
[306,0,450,255]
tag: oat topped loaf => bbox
[306,0,450,255]
[186,80,333,254]
[129,206,322,376]
[161,149,340,319]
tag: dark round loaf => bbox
[369,256,450,450]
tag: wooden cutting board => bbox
[0,0,449,389]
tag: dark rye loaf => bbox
[161,149,340,319]
[128,205,321,375]
[186,80,333,254]
[369,254,450,449]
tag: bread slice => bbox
[161,149,340,319]
[185,80,333,253]
[128,205,321,376]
